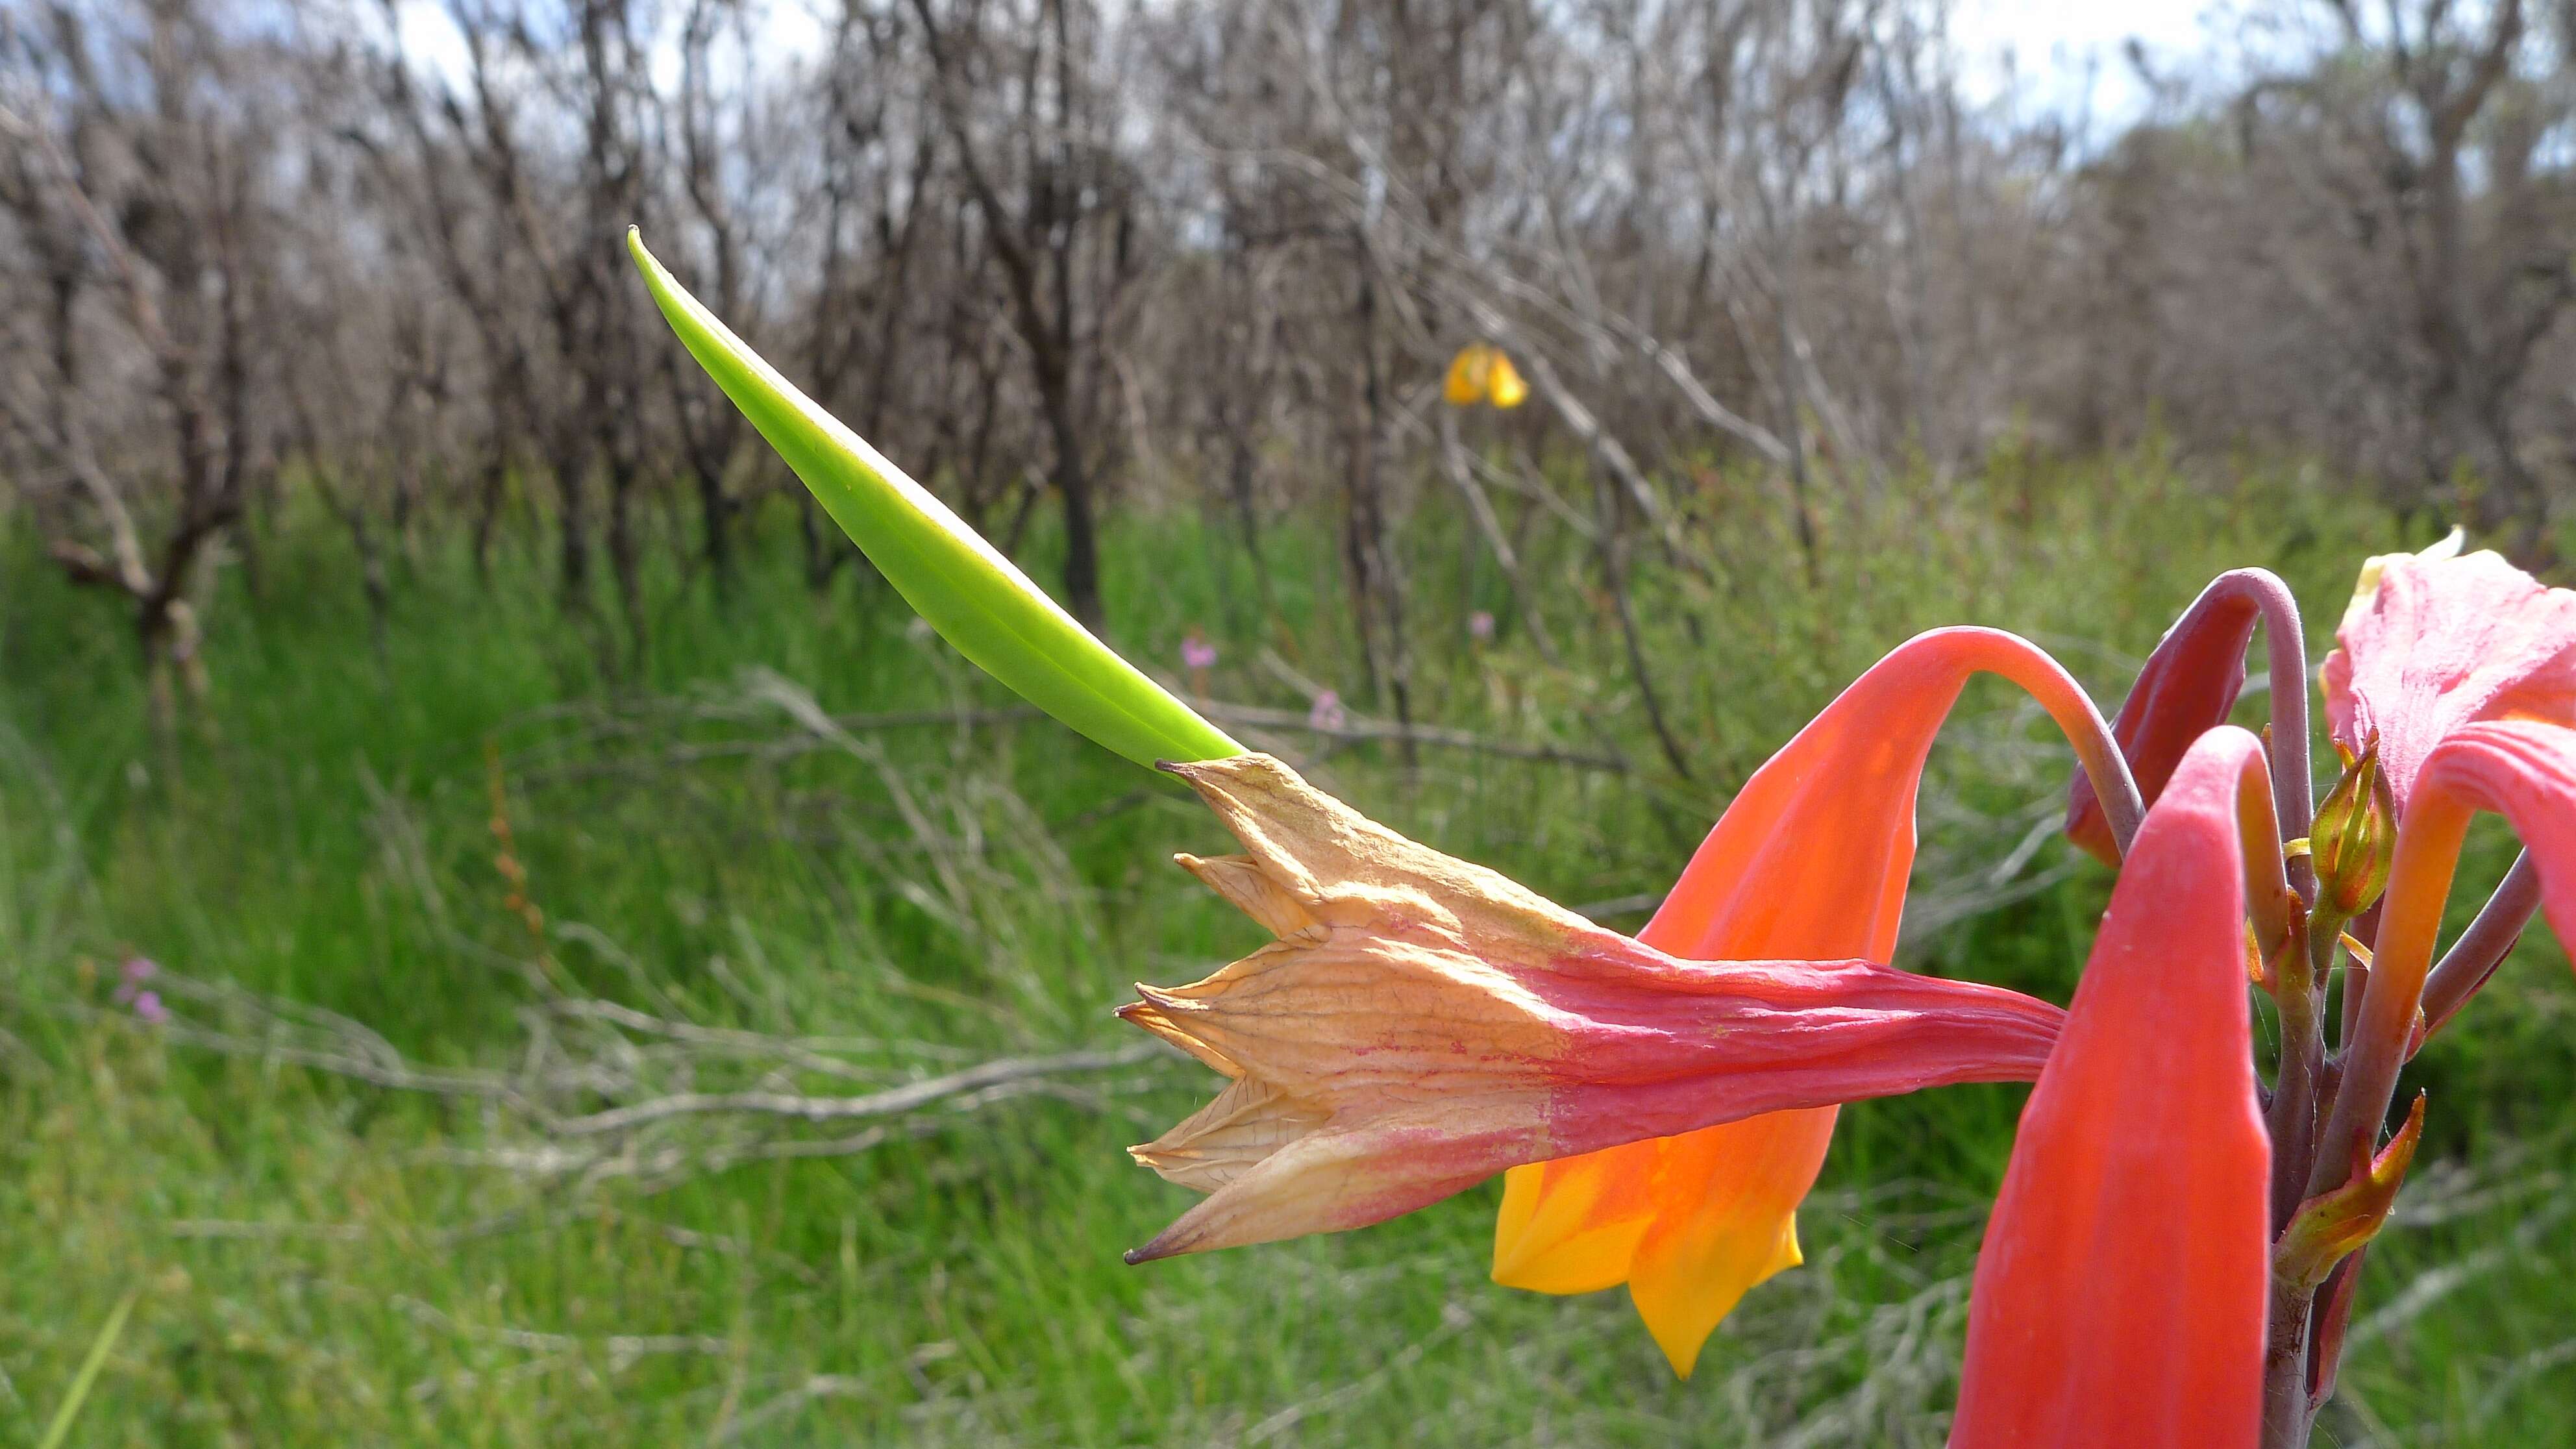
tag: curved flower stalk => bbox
[1492,626,2145,1376]
[1118,752,2067,1263]
[2064,569,2312,876]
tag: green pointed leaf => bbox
[628,229,1243,770]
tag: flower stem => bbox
[2215,569,2317,902]
[2266,923,2336,1232]
[2260,1272,2321,1448]
[2419,852,2540,1041]
[2237,567,2321,1449]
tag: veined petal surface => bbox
[2323,549,2576,807]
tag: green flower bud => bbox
[2311,737,2398,921]
[626,230,1241,771]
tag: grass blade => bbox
[36,1289,138,1449]
[626,229,1243,771]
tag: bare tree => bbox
[7,0,2575,714]
[906,0,1145,628]
[0,0,279,734]
[2258,0,2573,547]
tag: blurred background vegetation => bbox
[5,0,2576,1442]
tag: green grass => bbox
[1,449,2570,1444]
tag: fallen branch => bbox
[545,1043,1160,1136]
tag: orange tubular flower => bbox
[1491,626,2144,1375]
[1119,754,2069,1265]
[1954,728,2275,1448]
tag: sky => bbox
[387,0,2231,127]
[1950,0,2225,122]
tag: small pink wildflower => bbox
[1309,690,1347,732]
[132,990,169,1025]
[1469,610,1496,641]
[1181,631,1219,673]
[113,956,159,1005]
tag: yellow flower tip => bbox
[1629,1209,1805,1380]
[1499,1113,1833,1374]
[1642,1305,1709,1381]
[1492,1140,1812,1380]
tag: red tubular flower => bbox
[1492,626,2143,1375]
[2066,569,2310,867]
[1954,728,2276,1448]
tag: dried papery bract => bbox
[1117,754,2070,1265]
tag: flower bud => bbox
[2310,737,2398,919]
[2275,1092,2425,1291]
